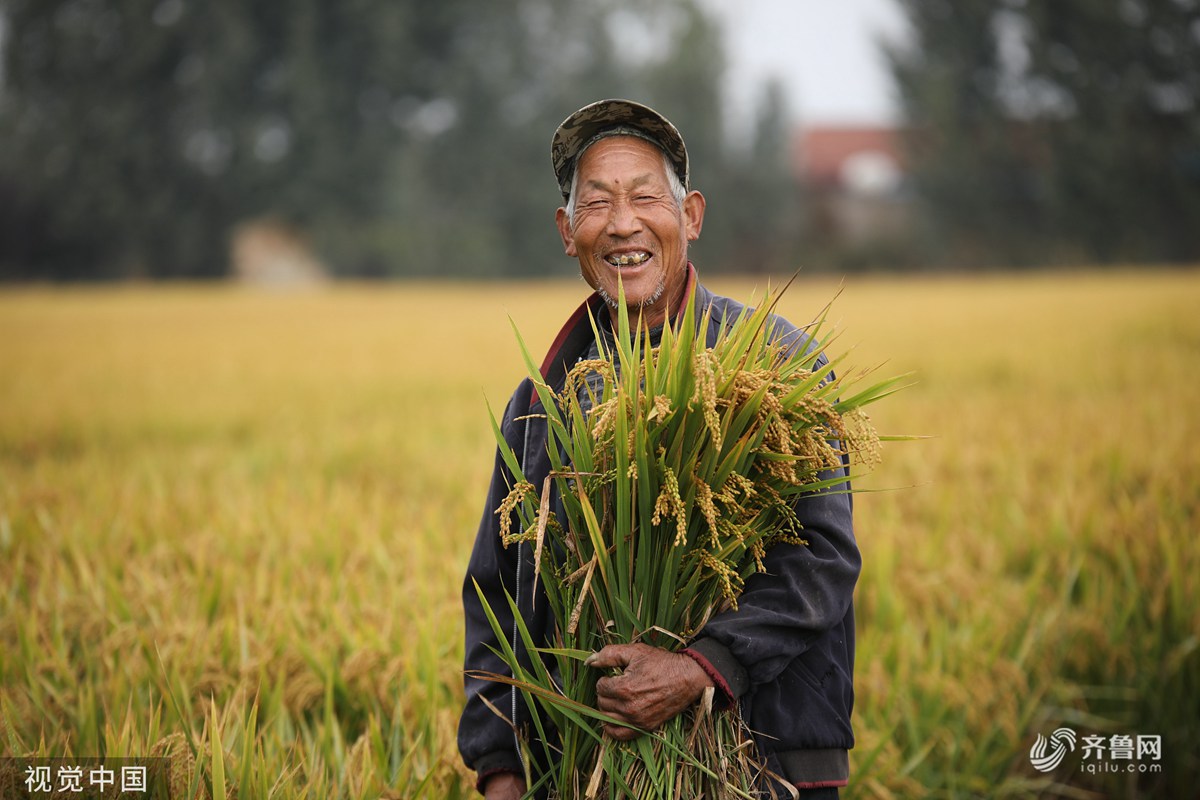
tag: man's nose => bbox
[606,198,643,237]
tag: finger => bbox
[596,696,633,729]
[595,688,635,723]
[594,675,628,701]
[603,723,640,741]
[585,643,639,669]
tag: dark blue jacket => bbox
[459,270,859,793]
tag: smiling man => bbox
[554,131,703,329]
[459,100,859,800]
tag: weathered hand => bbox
[587,643,713,741]
[482,771,526,800]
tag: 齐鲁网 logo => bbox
[1029,727,1077,773]
[1027,727,1163,776]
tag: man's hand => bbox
[587,643,714,741]
[482,771,525,800]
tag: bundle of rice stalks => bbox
[473,285,906,799]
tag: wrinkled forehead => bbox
[572,131,672,186]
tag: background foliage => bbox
[4,0,1198,279]
[0,0,797,279]
[887,0,1200,267]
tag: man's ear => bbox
[555,207,577,257]
[683,190,706,242]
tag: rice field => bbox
[1,268,1197,798]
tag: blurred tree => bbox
[1022,0,1200,262]
[711,77,806,274]
[396,0,782,278]
[379,0,635,278]
[0,0,465,277]
[888,0,1200,267]
[886,0,1051,266]
[0,0,803,279]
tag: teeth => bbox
[606,252,650,267]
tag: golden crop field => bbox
[1,268,1197,798]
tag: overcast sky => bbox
[697,0,910,128]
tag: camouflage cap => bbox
[551,99,689,203]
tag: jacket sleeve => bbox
[687,475,858,697]
[458,386,529,785]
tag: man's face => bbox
[555,136,705,328]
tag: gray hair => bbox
[564,148,687,227]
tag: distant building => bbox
[793,126,913,255]
[797,126,904,191]
[230,219,328,286]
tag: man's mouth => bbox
[605,251,651,267]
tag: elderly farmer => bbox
[459,99,858,800]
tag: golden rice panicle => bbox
[694,477,720,547]
[719,472,757,505]
[562,358,614,405]
[589,397,618,440]
[749,540,767,573]
[712,474,759,535]
[779,392,845,475]
[763,445,801,485]
[823,408,853,471]
[692,349,723,451]
[789,389,836,426]
[496,480,536,545]
[792,426,844,476]
[698,549,743,608]
[758,484,808,547]
[762,387,795,454]
[652,462,688,546]
[728,366,770,408]
[648,393,672,424]
[842,407,883,468]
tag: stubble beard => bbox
[592,271,667,314]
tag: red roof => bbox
[794,126,905,187]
